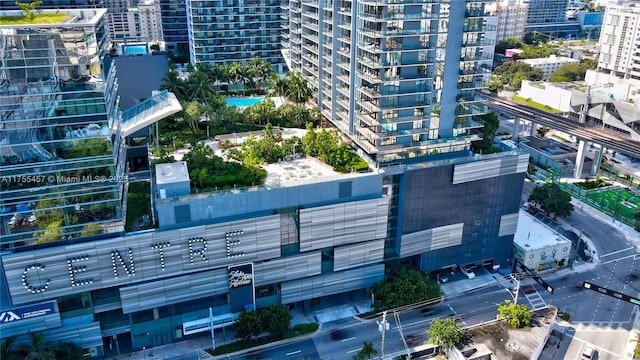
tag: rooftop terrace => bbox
[0,9,107,27]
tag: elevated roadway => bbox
[482,92,640,160]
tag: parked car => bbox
[330,329,346,340]
[581,345,596,359]
[461,265,476,279]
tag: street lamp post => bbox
[172,136,176,150]
[206,126,210,140]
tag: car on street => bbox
[520,284,536,294]
[330,329,346,340]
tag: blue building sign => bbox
[0,301,56,324]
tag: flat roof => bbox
[156,161,190,185]
[461,306,556,359]
[0,9,107,27]
[520,55,579,65]
[514,210,571,250]
[262,155,348,187]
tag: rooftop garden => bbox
[0,2,70,25]
[153,123,369,193]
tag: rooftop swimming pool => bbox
[124,44,148,56]
[225,96,265,107]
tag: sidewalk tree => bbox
[497,300,532,328]
[16,331,55,360]
[234,310,263,341]
[352,341,378,360]
[427,318,464,349]
[260,304,292,338]
[528,182,574,218]
[372,267,442,311]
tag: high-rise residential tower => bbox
[0,9,125,247]
[495,0,529,42]
[524,0,569,24]
[286,0,497,164]
[186,0,285,69]
[597,3,640,81]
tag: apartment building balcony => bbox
[337,36,351,45]
[336,60,351,72]
[458,79,488,90]
[302,0,319,7]
[302,43,319,54]
[358,99,381,113]
[459,64,491,75]
[303,63,319,77]
[322,86,332,99]
[456,93,485,104]
[336,85,350,97]
[357,111,428,127]
[337,73,350,84]
[460,53,493,62]
[462,40,495,49]
[453,116,484,131]
[455,103,486,117]
[358,11,435,22]
[337,47,350,57]
[337,7,351,15]
[358,0,439,5]
[465,8,497,18]
[463,23,497,32]
[358,41,432,54]
[360,27,426,37]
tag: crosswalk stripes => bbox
[523,291,547,310]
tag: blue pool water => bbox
[225,96,265,107]
[124,45,148,56]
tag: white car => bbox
[581,346,596,359]
[461,266,476,279]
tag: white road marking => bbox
[286,350,301,356]
[347,348,361,354]
[601,254,638,265]
[342,336,356,342]
[600,247,635,258]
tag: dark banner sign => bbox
[0,301,56,324]
[228,263,255,313]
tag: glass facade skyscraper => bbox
[0,9,125,248]
[186,0,285,68]
[285,0,497,164]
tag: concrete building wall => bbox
[518,80,573,112]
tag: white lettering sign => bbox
[228,270,253,289]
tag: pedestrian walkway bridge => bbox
[121,90,182,137]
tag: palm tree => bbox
[1,335,19,360]
[268,74,288,97]
[160,70,186,100]
[285,71,312,104]
[248,57,275,89]
[352,341,378,360]
[186,70,213,103]
[227,62,242,90]
[18,332,54,360]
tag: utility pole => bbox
[508,273,521,304]
[377,310,389,360]
[393,311,411,360]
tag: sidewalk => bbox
[108,294,372,360]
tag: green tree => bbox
[261,304,292,337]
[269,75,289,97]
[284,71,312,103]
[634,331,640,358]
[493,62,544,89]
[497,300,532,328]
[427,318,464,349]
[495,37,522,55]
[51,341,84,360]
[15,1,42,20]
[519,43,558,59]
[182,101,203,133]
[549,58,596,82]
[186,70,213,102]
[471,112,500,153]
[234,310,263,341]
[352,341,378,360]
[160,70,186,100]
[17,332,55,360]
[1,335,19,360]
[528,182,574,218]
[371,267,443,311]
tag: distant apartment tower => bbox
[524,0,569,24]
[495,0,529,42]
[186,0,285,69]
[285,0,497,164]
[159,0,189,46]
[598,4,640,81]
[0,9,125,246]
[109,0,164,42]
